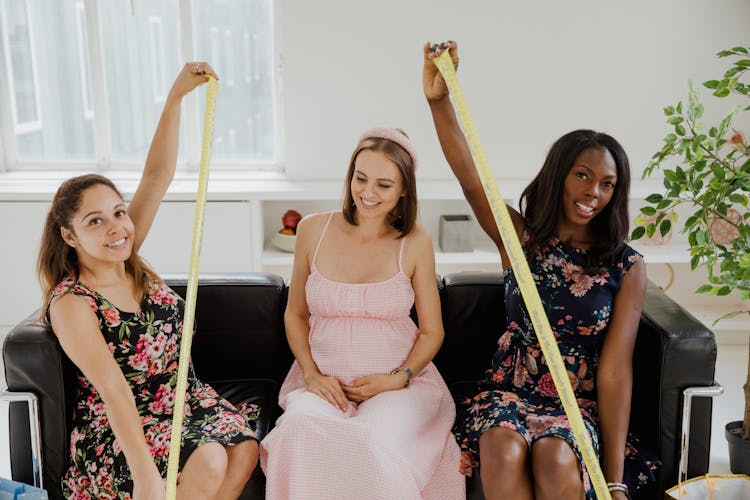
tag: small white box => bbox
[439,214,473,252]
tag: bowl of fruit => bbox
[271,209,302,253]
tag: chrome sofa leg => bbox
[0,388,43,489]
[678,384,724,483]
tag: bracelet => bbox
[391,367,413,387]
[607,482,628,494]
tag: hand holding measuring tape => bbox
[428,42,612,500]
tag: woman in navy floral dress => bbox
[424,42,658,499]
[38,63,258,499]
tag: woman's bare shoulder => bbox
[406,223,434,248]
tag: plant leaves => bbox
[691,255,701,270]
[660,219,672,237]
[703,80,720,89]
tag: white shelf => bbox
[434,244,500,265]
[262,244,295,265]
[630,242,692,264]
[262,242,502,267]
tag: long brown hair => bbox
[342,132,418,238]
[37,174,158,320]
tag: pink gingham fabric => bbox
[260,212,465,499]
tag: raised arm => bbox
[128,62,218,251]
[284,215,349,411]
[50,296,165,500]
[596,259,646,500]
[423,41,524,268]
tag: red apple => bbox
[282,210,302,231]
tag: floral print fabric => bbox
[455,237,658,497]
[51,278,257,499]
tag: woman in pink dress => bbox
[260,128,465,499]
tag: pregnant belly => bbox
[309,317,416,384]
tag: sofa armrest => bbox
[631,281,717,493]
[3,313,76,499]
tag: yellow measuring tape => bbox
[165,75,218,499]
[433,51,611,499]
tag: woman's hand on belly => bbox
[304,370,349,411]
[343,373,407,403]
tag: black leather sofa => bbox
[3,272,717,499]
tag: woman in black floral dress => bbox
[37,63,258,499]
[424,42,658,499]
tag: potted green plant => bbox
[633,46,750,473]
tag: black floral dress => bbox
[454,237,659,498]
[51,278,258,499]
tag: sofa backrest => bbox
[436,272,505,386]
[164,273,291,385]
[4,271,717,498]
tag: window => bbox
[74,2,93,120]
[0,0,279,171]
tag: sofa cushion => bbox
[208,379,277,441]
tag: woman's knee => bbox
[190,442,229,484]
[531,437,581,487]
[227,440,259,475]
[479,427,528,469]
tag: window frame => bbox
[75,1,94,120]
[1,0,43,135]
[0,0,283,174]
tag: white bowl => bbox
[271,232,296,252]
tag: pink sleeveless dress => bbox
[260,212,464,499]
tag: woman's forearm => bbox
[428,97,478,187]
[142,95,182,185]
[284,312,320,378]
[101,383,160,481]
[399,329,444,377]
[597,370,632,483]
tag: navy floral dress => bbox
[51,278,258,499]
[454,237,658,498]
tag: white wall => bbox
[279,0,750,182]
[1,0,749,334]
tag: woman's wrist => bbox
[301,365,321,383]
[607,481,628,495]
[164,92,184,109]
[130,456,160,481]
[427,95,451,107]
[390,369,410,389]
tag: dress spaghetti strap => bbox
[398,237,406,274]
[312,211,336,267]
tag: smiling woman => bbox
[34,63,260,500]
[259,127,465,499]
[424,41,657,500]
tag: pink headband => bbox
[358,127,419,171]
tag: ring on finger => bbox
[194,63,201,73]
